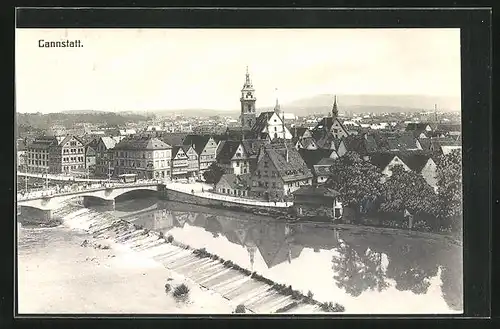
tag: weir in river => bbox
[47,202,336,314]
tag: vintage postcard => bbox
[16,27,463,315]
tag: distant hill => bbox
[280,94,461,116]
[149,94,461,117]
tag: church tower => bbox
[332,95,339,119]
[240,66,257,129]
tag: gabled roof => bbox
[418,138,432,151]
[251,112,276,133]
[405,122,431,131]
[315,133,340,151]
[298,149,332,168]
[398,153,433,172]
[435,123,461,133]
[58,135,85,147]
[316,157,337,166]
[260,144,313,182]
[100,136,121,150]
[290,127,309,139]
[114,136,172,150]
[182,134,213,154]
[216,140,243,163]
[341,134,379,155]
[369,153,399,170]
[158,132,187,147]
[241,139,268,158]
[217,173,251,190]
[172,145,189,159]
[297,137,318,149]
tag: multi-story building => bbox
[249,143,313,201]
[182,145,199,178]
[51,135,86,174]
[251,103,293,141]
[26,136,53,174]
[171,146,189,179]
[113,136,172,180]
[85,142,97,175]
[26,135,86,174]
[182,135,218,177]
[94,136,125,178]
[16,138,27,171]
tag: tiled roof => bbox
[435,123,461,133]
[369,153,398,170]
[216,140,242,163]
[290,127,309,139]
[158,132,187,147]
[241,139,268,158]
[251,112,275,133]
[100,136,120,150]
[315,133,339,150]
[297,137,318,149]
[114,136,172,150]
[217,173,250,190]
[342,134,378,155]
[172,146,188,159]
[182,134,212,154]
[398,153,432,172]
[27,136,58,150]
[261,144,313,182]
[298,149,332,168]
[316,157,337,166]
[418,138,432,151]
[405,122,431,131]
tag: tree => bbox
[435,149,462,231]
[380,164,439,220]
[203,162,225,185]
[327,152,384,220]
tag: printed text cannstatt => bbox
[38,39,83,48]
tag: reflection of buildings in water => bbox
[152,209,174,231]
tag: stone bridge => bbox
[17,183,163,220]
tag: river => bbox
[17,196,463,314]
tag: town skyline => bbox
[16,28,461,114]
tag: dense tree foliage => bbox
[203,162,225,185]
[380,164,439,217]
[327,152,384,210]
[435,149,462,230]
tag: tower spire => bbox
[332,95,338,119]
[245,66,251,86]
[274,88,280,114]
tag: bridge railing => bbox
[17,180,162,202]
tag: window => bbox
[265,182,268,187]
[222,188,226,193]
[272,182,276,188]
[274,127,277,131]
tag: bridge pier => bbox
[83,196,115,211]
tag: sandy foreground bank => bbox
[17,226,235,314]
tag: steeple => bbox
[274,88,281,114]
[332,95,338,119]
[245,65,251,86]
[240,66,257,129]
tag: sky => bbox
[15,28,461,114]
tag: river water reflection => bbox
[111,197,462,314]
